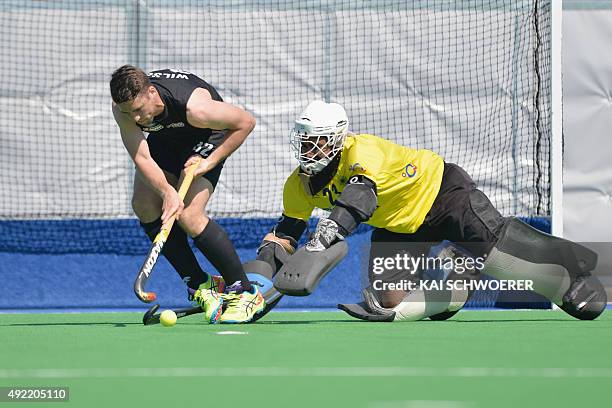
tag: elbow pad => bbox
[329,175,377,235]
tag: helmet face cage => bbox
[290,123,347,175]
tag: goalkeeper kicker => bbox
[256,100,607,322]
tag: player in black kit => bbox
[110,65,264,323]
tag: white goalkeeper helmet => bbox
[289,100,349,175]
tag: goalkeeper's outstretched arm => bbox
[305,175,377,251]
[257,215,307,275]
[269,176,378,296]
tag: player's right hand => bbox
[160,188,183,225]
[185,155,215,177]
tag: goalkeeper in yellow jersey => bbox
[256,100,606,322]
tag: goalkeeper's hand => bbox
[305,218,345,252]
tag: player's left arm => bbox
[306,175,378,252]
[257,215,307,274]
[185,87,256,176]
[271,180,374,296]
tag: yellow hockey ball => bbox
[160,310,177,327]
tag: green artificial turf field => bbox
[1,310,610,407]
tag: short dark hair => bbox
[110,65,150,103]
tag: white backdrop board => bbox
[563,2,612,241]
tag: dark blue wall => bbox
[0,218,550,311]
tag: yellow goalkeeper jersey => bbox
[283,134,444,234]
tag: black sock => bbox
[193,219,252,292]
[140,218,208,290]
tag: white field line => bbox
[0,367,611,380]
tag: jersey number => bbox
[193,142,214,158]
[322,184,340,206]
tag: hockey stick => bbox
[143,304,203,325]
[133,158,201,303]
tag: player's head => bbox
[290,100,348,175]
[110,65,159,126]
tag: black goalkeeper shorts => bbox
[368,162,507,284]
[146,131,226,189]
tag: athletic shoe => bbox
[192,275,226,323]
[219,282,266,324]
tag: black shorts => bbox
[146,131,226,189]
[368,162,507,284]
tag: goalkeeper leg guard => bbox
[484,217,607,320]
